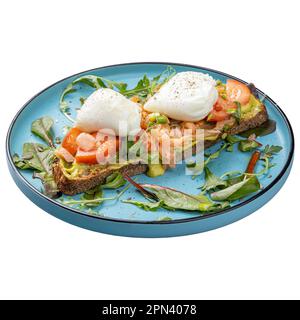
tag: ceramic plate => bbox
[6,63,294,237]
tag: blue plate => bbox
[6,63,294,237]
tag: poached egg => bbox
[76,88,141,136]
[144,71,218,122]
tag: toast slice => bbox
[53,105,268,195]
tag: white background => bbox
[0,0,299,300]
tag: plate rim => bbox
[6,62,295,225]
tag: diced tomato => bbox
[206,97,232,122]
[55,147,75,163]
[76,133,96,151]
[62,127,82,156]
[75,149,98,164]
[216,97,236,110]
[214,103,223,112]
[226,79,251,105]
[207,109,229,122]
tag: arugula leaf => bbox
[80,185,104,207]
[262,145,283,156]
[211,176,260,201]
[125,75,150,98]
[122,199,163,211]
[226,144,234,152]
[120,67,176,98]
[79,97,86,105]
[205,143,228,161]
[188,142,229,178]
[201,167,227,191]
[102,172,126,189]
[59,67,176,122]
[59,83,77,114]
[60,182,131,208]
[226,135,242,144]
[73,75,107,89]
[59,75,123,122]
[238,139,260,152]
[31,116,54,147]
[227,101,242,124]
[224,135,242,152]
[258,145,283,175]
[233,101,242,124]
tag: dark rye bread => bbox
[53,106,268,195]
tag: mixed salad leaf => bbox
[122,199,165,211]
[122,173,229,213]
[13,118,60,198]
[31,116,55,147]
[210,175,261,201]
[201,166,227,192]
[12,68,283,217]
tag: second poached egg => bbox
[144,71,218,122]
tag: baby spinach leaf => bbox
[211,176,260,201]
[31,116,54,147]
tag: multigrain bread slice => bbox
[53,105,268,195]
[53,162,148,195]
